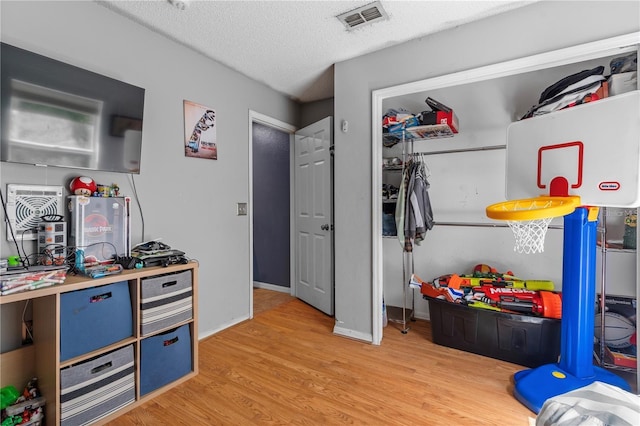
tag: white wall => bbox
[333,1,640,340]
[0,0,299,340]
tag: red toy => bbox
[69,176,97,196]
[472,284,562,319]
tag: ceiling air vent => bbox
[337,1,388,31]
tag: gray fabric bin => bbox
[60,345,135,426]
[140,270,193,336]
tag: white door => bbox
[294,117,333,315]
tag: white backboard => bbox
[506,90,640,207]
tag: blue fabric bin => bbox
[60,281,133,361]
[140,323,193,396]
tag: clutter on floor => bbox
[535,381,640,426]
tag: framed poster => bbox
[183,100,217,160]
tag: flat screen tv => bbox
[1,42,145,174]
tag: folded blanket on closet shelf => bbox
[521,66,606,120]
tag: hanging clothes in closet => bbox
[395,155,434,252]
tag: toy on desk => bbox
[84,264,123,279]
[95,182,120,197]
[7,256,20,268]
[69,176,97,196]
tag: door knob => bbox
[321,224,329,231]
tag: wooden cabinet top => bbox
[0,261,198,305]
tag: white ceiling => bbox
[96,0,536,103]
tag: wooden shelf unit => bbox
[0,262,199,425]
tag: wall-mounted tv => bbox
[1,42,145,174]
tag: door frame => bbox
[248,111,297,319]
[371,33,639,345]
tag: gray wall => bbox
[333,1,640,339]
[3,0,639,347]
[300,98,334,128]
[0,0,299,341]
[252,122,290,287]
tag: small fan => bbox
[6,184,64,241]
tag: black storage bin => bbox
[427,297,561,368]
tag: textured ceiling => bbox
[97,0,535,103]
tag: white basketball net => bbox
[507,217,553,254]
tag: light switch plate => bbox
[237,202,247,216]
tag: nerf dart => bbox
[465,299,507,313]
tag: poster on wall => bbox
[183,100,217,160]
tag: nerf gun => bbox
[413,274,467,303]
[446,273,555,291]
[470,284,562,319]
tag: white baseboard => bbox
[253,281,292,294]
[413,309,430,321]
[333,324,373,343]
[198,315,248,341]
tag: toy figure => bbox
[69,176,97,196]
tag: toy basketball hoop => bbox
[486,196,581,254]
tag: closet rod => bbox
[410,144,505,156]
[434,221,508,228]
[434,221,563,230]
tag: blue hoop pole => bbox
[513,206,631,413]
[558,207,598,376]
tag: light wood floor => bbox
[110,291,535,425]
[252,287,295,316]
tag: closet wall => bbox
[333,0,640,341]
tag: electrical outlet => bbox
[237,202,247,216]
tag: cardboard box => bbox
[595,80,609,99]
[419,110,459,134]
[605,345,636,369]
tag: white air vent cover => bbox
[6,184,64,241]
[337,1,388,30]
